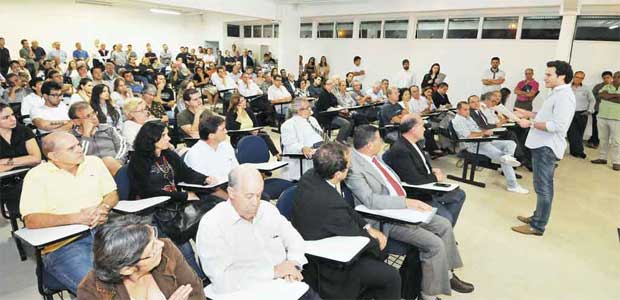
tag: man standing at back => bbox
[512,60,576,236]
[567,71,595,159]
[591,71,620,171]
[351,56,366,85]
[481,57,505,93]
[395,59,416,90]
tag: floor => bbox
[1,139,619,300]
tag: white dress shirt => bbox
[352,64,366,83]
[479,102,499,124]
[281,115,323,180]
[121,120,142,151]
[354,150,403,196]
[268,85,292,114]
[196,200,307,294]
[237,80,263,98]
[20,93,44,124]
[204,54,216,63]
[525,83,576,159]
[402,96,430,113]
[211,73,238,91]
[184,140,238,183]
[31,103,70,133]
[395,69,417,89]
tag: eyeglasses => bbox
[48,93,62,98]
[138,226,159,261]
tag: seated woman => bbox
[0,103,42,223]
[111,78,134,108]
[225,94,279,158]
[91,83,122,130]
[77,215,206,300]
[122,98,153,151]
[69,78,93,105]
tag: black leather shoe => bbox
[450,274,474,293]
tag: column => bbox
[276,4,301,76]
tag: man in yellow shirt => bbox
[19,131,118,294]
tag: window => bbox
[227,24,240,37]
[416,19,445,39]
[384,20,408,39]
[521,16,562,40]
[359,21,382,38]
[243,25,252,38]
[300,23,312,38]
[448,18,479,39]
[336,22,353,38]
[253,25,262,38]
[318,22,334,38]
[575,16,620,42]
[482,16,518,39]
[264,25,273,38]
[274,24,279,38]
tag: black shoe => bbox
[571,153,587,159]
[450,273,474,293]
[591,159,607,164]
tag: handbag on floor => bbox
[154,194,223,244]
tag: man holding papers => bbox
[346,125,474,300]
[384,114,466,226]
[196,165,320,299]
[19,132,119,294]
[293,142,402,300]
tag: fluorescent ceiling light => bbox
[150,8,181,15]
[609,25,619,30]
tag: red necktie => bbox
[372,157,406,197]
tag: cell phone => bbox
[434,183,451,188]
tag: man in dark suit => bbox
[239,49,254,72]
[384,114,466,226]
[315,79,353,142]
[292,142,401,300]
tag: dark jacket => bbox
[384,136,437,202]
[316,88,339,123]
[431,91,450,108]
[469,108,496,130]
[225,108,258,146]
[77,238,205,300]
[292,169,385,299]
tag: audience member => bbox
[316,79,353,142]
[421,63,446,90]
[90,84,122,129]
[176,88,212,139]
[211,66,237,111]
[317,56,330,79]
[379,87,404,141]
[431,82,451,108]
[395,59,417,89]
[346,125,474,300]
[0,37,10,76]
[121,70,143,95]
[31,81,72,133]
[268,74,292,116]
[20,131,118,293]
[72,42,89,63]
[292,142,402,299]
[48,41,68,65]
[122,98,152,151]
[481,57,505,93]
[281,99,324,180]
[225,94,278,156]
[69,78,93,104]
[110,77,133,108]
[2,73,30,104]
[587,71,613,149]
[159,44,172,67]
[142,84,168,123]
[513,68,539,111]
[155,73,176,110]
[20,78,45,124]
[351,56,366,84]
[567,71,596,159]
[591,71,620,171]
[77,215,205,300]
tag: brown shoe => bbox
[511,224,543,236]
[517,215,532,224]
[613,164,620,171]
[591,159,607,164]
[450,274,474,293]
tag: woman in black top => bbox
[0,103,42,215]
[225,94,279,157]
[304,57,317,77]
[421,63,447,90]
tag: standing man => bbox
[567,71,595,159]
[31,40,47,69]
[19,39,36,77]
[395,59,416,90]
[513,68,539,111]
[351,56,366,85]
[512,60,576,236]
[0,37,10,76]
[159,44,172,67]
[47,42,68,66]
[591,71,620,171]
[481,57,505,93]
[587,71,613,149]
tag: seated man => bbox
[19,132,118,294]
[196,165,320,300]
[176,88,212,139]
[210,66,237,112]
[431,82,451,108]
[315,79,352,142]
[267,74,293,117]
[68,102,128,175]
[31,81,73,134]
[346,125,474,300]
[121,70,143,95]
[237,72,275,126]
[293,142,402,300]
[365,81,387,103]
[452,101,528,193]
[281,99,324,180]
[350,79,378,122]
[384,114,466,226]
[379,87,405,142]
[20,77,45,125]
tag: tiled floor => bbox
[1,141,618,300]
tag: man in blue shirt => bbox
[72,42,89,63]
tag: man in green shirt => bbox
[591,71,620,171]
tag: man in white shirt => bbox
[210,66,238,111]
[512,60,576,236]
[268,75,292,115]
[481,57,505,93]
[31,81,72,134]
[395,59,416,89]
[196,165,316,298]
[365,82,386,103]
[351,56,366,85]
[281,99,324,180]
[203,48,216,64]
[238,73,275,126]
[21,78,45,125]
[230,63,242,83]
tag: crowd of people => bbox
[1,36,619,300]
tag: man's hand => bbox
[301,147,315,159]
[81,119,97,138]
[366,226,387,250]
[405,199,433,212]
[513,107,534,119]
[432,168,445,182]
[74,206,99,226]
[481,130,493,137]
[205,176,217,185]
[516,118,531,129]
[274,260,303,281]
[187,191,200,201]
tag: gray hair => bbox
[93,215,153,283]
[387,86,399,96]
[481,91,494,101]
[68,101,91,120]
[291,98,310,116]
[228,164,261,189]
[143,84,157,95]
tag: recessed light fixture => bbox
[609,25,619,30]
[149,8,181,15]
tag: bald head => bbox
[228,165,264,221]
[42,132,85,165]
[399,113,425,141]
[42,132,74,156]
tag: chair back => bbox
[236,135,270,163]
[276,185,298,221]
[114,165,130,200]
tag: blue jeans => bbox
[42,231,94,294]
[530,146,557,233]
[431,188,466,227]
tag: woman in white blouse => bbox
[122,98,152,151]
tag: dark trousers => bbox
[299,287,323,300]
[331,116,353,142]
[511,126,532,163]
[431,188,466,227]
[249,95,276,126]
[567,111,588,156]
[588,111,600,145]
[355,256,402,300]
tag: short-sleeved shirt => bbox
[482,68,505,93]
[176,109,213,137]
[19,156,117,253]
[598,84,620,120]
[184,140,238,183]
[147,101,167,119]
[0,124,35,159]
[380,102,403,124]
[452,114,482,152]
[31,103,70,133]
[515,79,539,102]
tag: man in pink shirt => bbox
[514,68,539,111]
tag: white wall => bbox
[571,41,620,86]
[0,0,232,59]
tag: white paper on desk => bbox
[205,279,309,300]
[502,122,516,127]
[114,196,171,213]
[0,168,30,178]
[355,205,436,224]
[15,224,89,247]
[326,106,346,112]
[493,104,519,121]
[305,236,369,263]
[178,181,227,189]
[402,182,458,192]
[491,127,507,132]
[246,161,288,171]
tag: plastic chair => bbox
[236,135,270,164]
[275,185,298,221]
[114,165,130,200]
